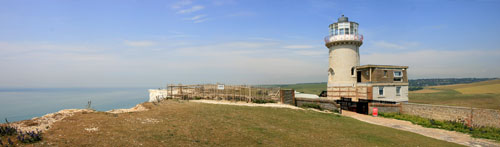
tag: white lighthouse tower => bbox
[324,15,409,105]
[325,15,363,87]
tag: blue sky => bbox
[0,0,499,88]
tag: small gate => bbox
[280,89,295,105]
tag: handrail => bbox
[324,34,363,44]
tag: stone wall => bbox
[294,98,338,111]
[402,103,500,128]
[368,103,401,114]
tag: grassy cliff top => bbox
[39,100,458,146]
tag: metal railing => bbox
[324,34,363,44]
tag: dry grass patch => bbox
[455,84,500,94]
[38,100,459,146]
[410,79,500,109]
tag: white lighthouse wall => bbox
[372,86,409,102]
[328,44,360,86]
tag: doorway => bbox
[357,71,362,82]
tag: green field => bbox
[275,83,327,95]
[40,101,458,146]
[410,79,500,109]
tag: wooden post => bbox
[369,67,372,82]
[170,84,173,99]
[249,85,252,103]
[179,84,183,100]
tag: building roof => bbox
[294,91,320,99]
[338,15,348,22]
[356,64,409,69]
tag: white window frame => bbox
[394,71,403,77]
[378,86,384,97]
[351,67,356,77]
[396,86,401,96]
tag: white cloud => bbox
[293,50,324,56]
[184,14,209,23]
[2,40,497,88]
[212,0,235,6]
[177,5,204,14]
[372,40,419,50]
[227,11,256,17]
[187,14,207,21]
[123,40,156,47]
[193,18,208,23]
[171,0,192,9]
[283,45,315,49]
[361,49,500,78]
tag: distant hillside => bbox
[409,78,497,87]
[274,83,327,95]
[266,78,498,94]
[410,79,500,109]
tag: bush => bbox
[408,86,423,91]
[379,113,500,141]
[300,103,322,110]
[252,99,276,104]
[0,125,43,145]
[0,126,17,136]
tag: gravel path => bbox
[342,111,500,147]
[190,100,302,109]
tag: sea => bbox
[0,87,150,122]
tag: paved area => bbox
[342,111,500,147]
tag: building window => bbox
[394,71,403,77]
[345,28,350,35]
[329,68,334,75]
[383,70,387,77]
[378,87,384,96]
[394,71,403,82]
[339,29,344,35]
[351,67,355,76]
[396,86,401,96]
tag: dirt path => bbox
[190,100,302,109]
[341,111,500,147]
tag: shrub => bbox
[300,103,322,110]
[252,99,276,104]
[17,130,43,144]
[379,113,500,141]
[0,126,17,136]
[1,125,44,145]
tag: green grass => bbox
[42,100,459,146]
[277,83,327,95]
[251,99,276,104]
[410,79,500,109]
[379,113,500,141]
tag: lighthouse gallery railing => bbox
[324,34,363,44]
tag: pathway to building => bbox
[341,111,500,147]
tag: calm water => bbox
[0,88,149,122]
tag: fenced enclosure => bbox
[150,84,282,103]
